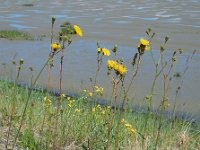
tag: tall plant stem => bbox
[154,50,167,150]
[5,63,23,149]
[93,54,103,92]
[12,59,49,149]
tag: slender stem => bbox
[113,77,120,113]
[12,59,49,149]
[126,54,141,95]
[154,51,167,150]
[59,45,65,96]
[6,63,23,149]
[93,54,103,92]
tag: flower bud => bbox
[172,56,176,62]
[19,59,24,65]
[52,16,56,24]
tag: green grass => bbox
[0,30,33,40]
[0,80,199,149]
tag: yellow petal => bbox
[97,48,101,52]
[140,38,149,46]
[102,48,110,56]
[51,43,61,50]
[74,25,83,37]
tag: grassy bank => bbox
[0,80,199,149]
[0,30,33,40]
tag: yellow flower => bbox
[107,60,116,69]
[51,42,61,51]
[121,118,125,123]
[75,108,81,113]
[139,38,151,51]
[107,106,111,109]
[125,123,132,128]
[118,64,127,75]
[140,38,149,46]
[43,96,52,110]
[101,110,106,114]
[97,48,101,52]
[95,86,104,95]
[102,48,110,56]
[167,103,171,107]
[107,59,127,75]
[128,127,136,134]
[74,25,83,37]
[88,92,93,97]
[97,48,110,56]
[61,93,66,98]
[97,104,101,109]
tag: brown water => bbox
[0,0,200,115]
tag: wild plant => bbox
[11,17,83,149]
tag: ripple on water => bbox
[162,18,182,23]
[142,17,159,21]
[0,13,28,19]
[9,24,37,29]
[0,19,23,23]
[25,9,50,14]
[155,11,176,18]
[111,20,132,24]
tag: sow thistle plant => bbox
[92,43,111,93]
[10,17,83,149]
[94,37,152,149]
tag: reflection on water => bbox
[0,0,200,115]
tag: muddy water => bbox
[0,0,200,115]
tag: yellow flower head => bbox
[97,48,101,52]
[74,25,83,37]
[107,60,116,69]
[107,60,127,75]
[107,106,111,109]
[88,92,93,97]
[102,48,110,56]
[97,104,101,109]
[101,110,106,114]
[51,42,61,51]
[94,86,104,95]
[125,123,132,128]
[97,48,110,56]
[118,64,127,75]
[121,118,125,123]
[43,96,52,110]
[139,38,151,51]
[128,127,137,134]
[75,108,81,113]
[61,93,66,98]
[140,38,149,46]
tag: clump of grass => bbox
[0,30,33,40]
